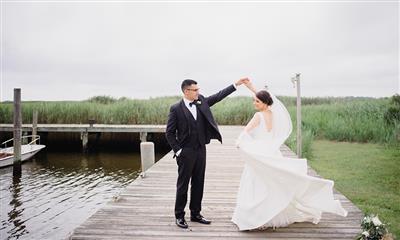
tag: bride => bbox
[231,80,348,231]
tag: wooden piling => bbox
[81,131,88,152]
[140,142,155,178]
[22,131,28,144]
[13,88,22,175]
[295,73,302,158]
[140,132,148,142]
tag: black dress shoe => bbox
[190,214,211,224]
[176,218,188,228]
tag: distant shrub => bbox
[87,96,117,104]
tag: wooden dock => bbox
[0,124,165,133]
[0,124,166,145]
[68,126,362,240]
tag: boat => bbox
[0,135,46,168]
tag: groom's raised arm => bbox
[205,78,249,107]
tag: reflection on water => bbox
[0,150,164,240]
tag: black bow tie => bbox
[189,100,199,107]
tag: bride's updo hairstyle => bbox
[256,90,273,106]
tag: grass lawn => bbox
[309,140,400,238]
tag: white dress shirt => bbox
[183,97,198,120]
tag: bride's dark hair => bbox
[256,90,273,106]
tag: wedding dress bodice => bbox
[251,112,273,141]
[237,111,281,158]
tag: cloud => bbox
[1,2,398,101]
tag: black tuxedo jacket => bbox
[165,84,236,156]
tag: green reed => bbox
[0,95,397,151]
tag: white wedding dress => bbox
[231,93,348,231]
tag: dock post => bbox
[81,130,89,152]
[32,110,38,144]
[22,131,28,144]
[13,88,22,176]
[140,132,147,142]
[140,141,155,178]
[296,74,302,158]
[291,73,302,158]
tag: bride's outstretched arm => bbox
[244,80,258,94]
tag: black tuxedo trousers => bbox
[175,144,206,218]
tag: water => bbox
[0,150,166,240]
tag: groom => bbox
[166,78,249,228]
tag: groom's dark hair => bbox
[181,79,197,92]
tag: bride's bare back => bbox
[260,110,273,132]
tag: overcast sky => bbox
[1,1,398,101]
